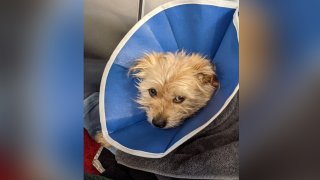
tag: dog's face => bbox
[129,52,218,128]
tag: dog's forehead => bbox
[145,67,194,85]
[166,80,198,95]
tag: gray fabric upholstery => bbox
[84,0,139,59]
[84,0,139,97]
[84,58,107,98]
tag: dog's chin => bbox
[154,123,181,129]
[163,123,181,129]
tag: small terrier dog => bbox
[129,52,219,128]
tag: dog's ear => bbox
[128,59,146,79]
[128,53,164,78]
[196,72,219,88]
[192,59,219,88]
[128,60,142,74]
[128,55,154,79]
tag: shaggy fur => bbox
[129,52,219,128]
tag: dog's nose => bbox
[152,118,167,128]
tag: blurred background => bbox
[0,0,83,179]
[241,0,320,179]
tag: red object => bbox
[84,129,100,174]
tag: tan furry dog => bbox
[129,52,219,128]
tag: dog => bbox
[129,52,219,128]
[94,52,218,147]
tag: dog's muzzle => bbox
[152,116,167,128]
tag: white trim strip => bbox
[92,146,106,173]
[99,0,239,158]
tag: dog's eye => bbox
[173,96,185,103]
[148,88,157,97]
